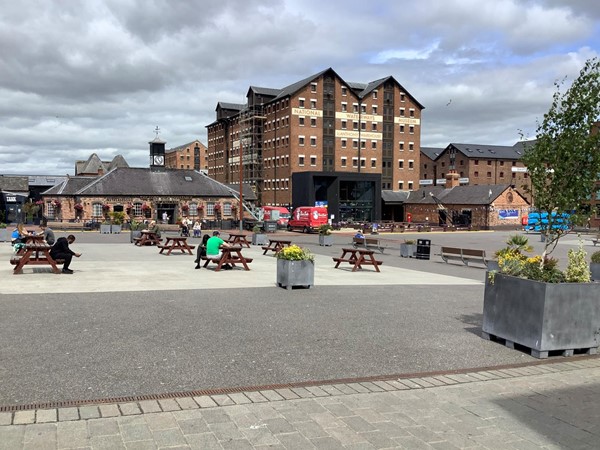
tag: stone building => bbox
[404,172,529,229]
[419,142,531,202]
[41,136,240,225]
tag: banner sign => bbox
[498,209,519,220]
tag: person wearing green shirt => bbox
[206,230,229,256]
[206,230,231,269]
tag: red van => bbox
[287,206,329,233]
[261,206,291,228]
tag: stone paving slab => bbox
[1,359,599,448]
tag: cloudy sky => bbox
[1,0,598,175]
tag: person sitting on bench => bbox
[50,234,82,274]
[206,230,232,269]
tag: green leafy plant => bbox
[109,211,125,225]
[0,223,7,229]
[564,244,591,283]
[252,224,263,233]
[318,224,333,235]
[276,244,314,262]
[520,57,600,263]
[403,239,416,245]
[493,235,565,283]
[590,250,600,264]
[130,220,144,231]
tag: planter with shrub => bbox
[276,245,315,290]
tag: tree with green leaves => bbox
[521,57,600,261]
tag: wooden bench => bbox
[352,237,385,254]
[591,235,600,246]
[10,256,65,266]
[439,246,488,267]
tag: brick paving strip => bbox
[1,356,599,427]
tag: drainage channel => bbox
[1,354,598,413]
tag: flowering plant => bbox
[213,203,221,211]
[74,203,84,211]
[141,203,151,211]
[181,204,189,212]
[491,235,590,284]
[102,203,111,211]
[35,200,44,206]
[276,245,314,262]
[198,204,204,211]
[52,200,61,208]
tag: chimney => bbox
[446,170,460,188]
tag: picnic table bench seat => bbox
[352,237,386,254]
[591,235,600,246]
[10,256,65,266]
[439,246,488,267]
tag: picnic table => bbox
[158,236,196,255]
[200,246,254,271]
[333,248,383,272]
[226,233,251,248]
[262,239,292,255]
[134,231,162,246]
[24,235,46,245]
[10,243,63,275]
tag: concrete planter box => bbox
[252,233,267,246]
[111,224,122,234]
[0,228,8,242]
[276,259,314,290]
[482,273,600,358]
[100,224,111,234]
[400,243,416,258]
[319,235,333,246]
[591,263,600,282]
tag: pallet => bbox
[482,331,599,359]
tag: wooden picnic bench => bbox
[200,246,254,271]
[591,234,600,246]
[333,248,383,272]
[158,236,196,255]
[439,246,489,267]
[262,239,292,255]
[352,237,386,254]
[10,243,65,274]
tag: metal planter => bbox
[591,263,600,282]
[482,273,600,358]
[400,244,416,258]
[276,259,314,290]
[252,233,267,246]
[319,235,333,246]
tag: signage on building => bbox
[6,196,17,202]
[498,209,519,220]
[419,179,433,185]
[436,179,446,185]
[315,201,328,207]
[291,108,323,117]
[459,178,470,183]
[335,112,382,122]
[394,117,421,125]
[511,166,528,173]
[334,130,382,140]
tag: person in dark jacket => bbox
[50,234,81,274]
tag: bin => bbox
[416,239,431,260]
[264,220,278,233]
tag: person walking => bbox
[50,234,81,274]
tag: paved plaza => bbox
[1,229,599,449]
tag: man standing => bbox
[39,223,56,245]
[50,234,81,274]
